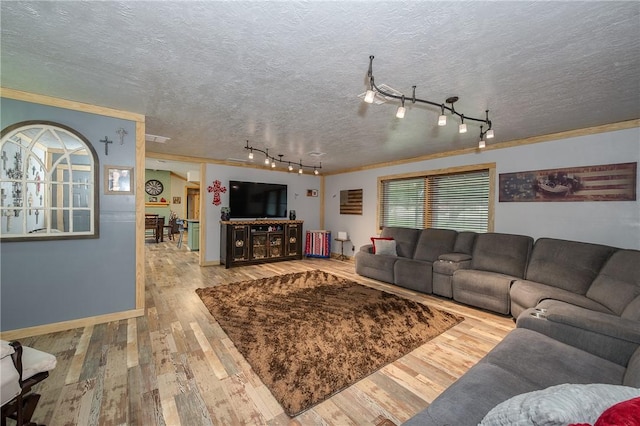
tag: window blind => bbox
[380,169,490,232]
[427,170,489,232]
[380,178,425,229]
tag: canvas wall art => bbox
[499,162,637,202]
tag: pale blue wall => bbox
[203,163,322,263]
[324,127,640,254]
[1,98,137,331]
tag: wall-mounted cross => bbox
[207,180,227,206]
[100,136,113,155]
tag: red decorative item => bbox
[207,180,227,206]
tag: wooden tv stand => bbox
[220,220,303,268]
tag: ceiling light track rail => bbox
[364,55,495,148]
[244,141,321,175]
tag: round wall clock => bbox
[145,179,164,196]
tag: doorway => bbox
[186,186,200,220]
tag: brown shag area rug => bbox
[195,270,463,417]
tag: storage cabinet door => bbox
[251,233,267,259]
[287,224,300,256]
[268,232,283,258]
[231,225,249,260]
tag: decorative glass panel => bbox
[0,121,98,240]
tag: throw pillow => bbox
[594,397,640,426]
[479,383,640,426]
[373,239,397,256]
[371,237,394,254]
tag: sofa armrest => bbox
[438,252,472,262]
[433,255,472,276]
[517,302,640,366]
[546,305,640,344]
[359,244,374,254]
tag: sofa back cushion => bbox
[623,345,640,387]
[586,249,640,316]
[380,227,421,258]
[621,296,640,321]
[471,233,533,278]
[453,231,477,255]
[526,238,616,295]
[413,228,458,262]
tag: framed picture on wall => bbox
[105,166,134,195]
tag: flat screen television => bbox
[229,180,288,219]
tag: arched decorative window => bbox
[0,121,99,240]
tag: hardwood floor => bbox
[17,240,515,425]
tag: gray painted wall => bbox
[1,98,137,331]
[324,127,640,254]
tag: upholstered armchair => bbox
[1,340,56,426]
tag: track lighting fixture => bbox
[363,55,495,143]
[244,141,322,174]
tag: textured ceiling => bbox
[2,1,639,174]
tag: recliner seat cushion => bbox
[525,238,616,294]
[452,270,515,314]
[354,251,397,283]
[394,258,434,293]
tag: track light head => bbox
[364,89,375,104]
[396,96,406,118]
[438,105,447,126]
[459,116,467,134]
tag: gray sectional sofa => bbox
[355,227,460,294]
[404,328,640,426]
[354,227,640,425]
